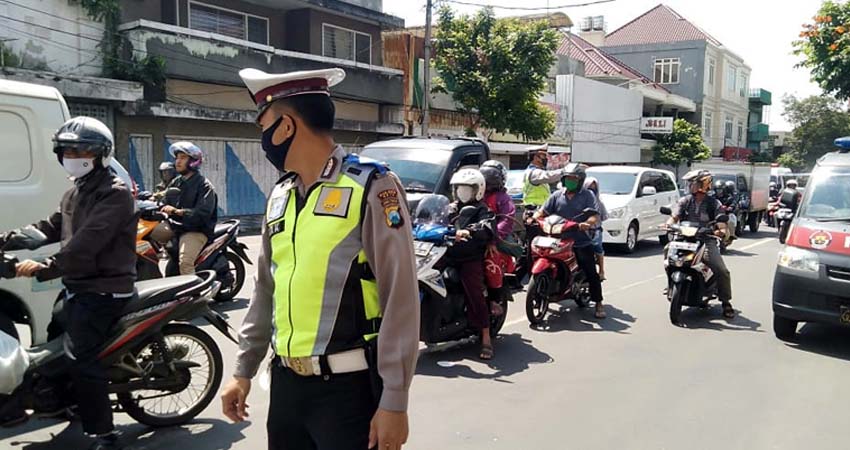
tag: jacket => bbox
[166,173,218,237]
[32,167,138,294]
[447,201,494,262]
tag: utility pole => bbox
[422,0,433,137]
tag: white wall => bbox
[701,43,750,153]
[0,0,104,76]
[557,75,642,163]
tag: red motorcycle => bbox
[525,212,593,325]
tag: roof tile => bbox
[604,4,722,47]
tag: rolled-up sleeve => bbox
[528,167,564,186]
[234,223,275,379]
[361,173,420,412]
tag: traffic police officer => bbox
[220,68,420,450]
[522,143,568,206]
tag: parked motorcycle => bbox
[136,190,251,302]
[413,195,511,345]
[524,211,594,326]
[659,207,729,325]
[0,228,235,428]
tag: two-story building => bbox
[1,0,406,217]
[596,4,753,156]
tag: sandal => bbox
[479,344,494,360]
[490,302,504,317]
[722,303,736,319]
[595,303,607,319]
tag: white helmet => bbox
[450,168,486,203]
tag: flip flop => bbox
[595,304,607,319]
[722,303,736,319]
[479,344,494,360]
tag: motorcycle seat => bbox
[213,219,240,238]
[123,275,203,313]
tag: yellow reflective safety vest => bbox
[265,159,382,358]
[523,166,551,206]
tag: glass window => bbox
[703,111,712,138]
[653,58,680,84]
[800,167,850,219]
[658,173,677,192]
[708,58,716,85]
[359,147,451,193]
[737,120,744,145]
[739,73,748,97]
[726,65,737,93]
[0,111,32,181]
[586,171,637,195]
[188,2,268,44]
[724,116,733,141]
[638,172,657,196]
[457,152,482,169]
[737,176,748,192]
[323,24,372,64]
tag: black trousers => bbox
[268,364,378,450]
[574,246,604,303]
[64,293,124,435]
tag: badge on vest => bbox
[378,189,404,228]
[267,185,291,223]
[314,187,353,218]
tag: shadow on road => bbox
[415,333,553,380]
[7,419,249,450]
[605,241,664,258]
[677,305,763,332]
[210,298,250,318]
[530,302,636,334]
[784,323,850,362]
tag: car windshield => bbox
[586,171,637,195]
[360,147,450,192]
[798,167,850,220]
[506,170,524,191]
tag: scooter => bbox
[413,195,511,345]
[136,190,251,302]
[776,207,794,244]
[659,207,729,325]
[0,228,235,428]
[718,204,737,253]
[524,211,594,325]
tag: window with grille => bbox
[737,120,744,145]
[69,103,109,122]
[725,116,733,141]
[323,24,372,65]
[188,1,268,45]
[653,58,680,84]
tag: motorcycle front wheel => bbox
[117,324,223,427]
[526,274,550,325]
[489,292,509,337]
[779,221,790,244]
[669,282,686,325]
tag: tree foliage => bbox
[780,94,850,170]
[652,119,712,168]
[433,7,559,141]
[794,1,850,100]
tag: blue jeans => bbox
[590,229,604,255]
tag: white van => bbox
[586,166,681,253]
[0,80,73,345]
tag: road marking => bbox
[738,238,774,252]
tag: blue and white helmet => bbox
[168,141,204,169]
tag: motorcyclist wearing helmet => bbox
[7,117,137,449]
[448,168,497,360]
[533,163,606,319]
[154,161,177,193]
[666,170,735,319]
[583,176,609,281]
[161,141,219,275]
[480,160,516,311]
[780,179,802,213]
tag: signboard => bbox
[640,117,674,134]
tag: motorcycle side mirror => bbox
[660,206,673,215]
[716,214,730,224]
[137,191,153,201]
[3,226,49,251]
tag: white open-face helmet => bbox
[450,168,486,203]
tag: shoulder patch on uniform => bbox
[314,186,353,218]
[378,188,404,228]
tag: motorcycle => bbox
[524,211,594,325]
[718,204,737,253]
[776,207,794,244]
[413,195,511,345]
[0,228,236,428]
[136,190,251,302]
[659,207,729,325]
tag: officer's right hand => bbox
[16,260,47,278]
[221,376,251,423]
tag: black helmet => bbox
[724,180,736,195]
[52,116,114,166]
[561,163,587,189]
[479,165,505,192]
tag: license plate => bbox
[668,241,698,252]
[414,241,434,257]
[533,236,560,248]
[841,306,850,325]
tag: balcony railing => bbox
[749,88,772,106]
[748,123,770,142]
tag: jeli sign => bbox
[640,117,674,134]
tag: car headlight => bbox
[608,207,626,219]
[778,246,819,273]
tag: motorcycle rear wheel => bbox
[489,293,509,337]
[779,221,790,244]
[526,274,550,325]
[117,324,223,428]
[215,252,246,302]
[669,283,686,325]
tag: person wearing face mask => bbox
[220,68,419,450]
[533,164,606,319]
[160,141,218,276]
[7,116,137,449]
[522,144,568,207]
[446,168,497,360]
[583,176,608,281]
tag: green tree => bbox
[433,7,559,141]
[652,119,712,175]
[779,94,850,170]
[794,1,850,100]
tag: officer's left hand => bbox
[369,409,408,450]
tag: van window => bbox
[637,172,657,196]
[657,172,677,192]
[737,176,748,192]
[456,151,483,169]
[0,112,32,182]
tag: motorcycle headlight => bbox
[778,246,819,273]
[608,207,626,219]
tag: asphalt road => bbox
[4,227,850,450]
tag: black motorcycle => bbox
[0,228,236,428]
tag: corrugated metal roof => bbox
[557,32,669,93]
[604,4,722,47]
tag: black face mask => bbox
[539,156,548,167]
[261,116,296,170]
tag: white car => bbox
[586,166,681,253]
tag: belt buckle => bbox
[287,357,313,376]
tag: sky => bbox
[383,0,826,132]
